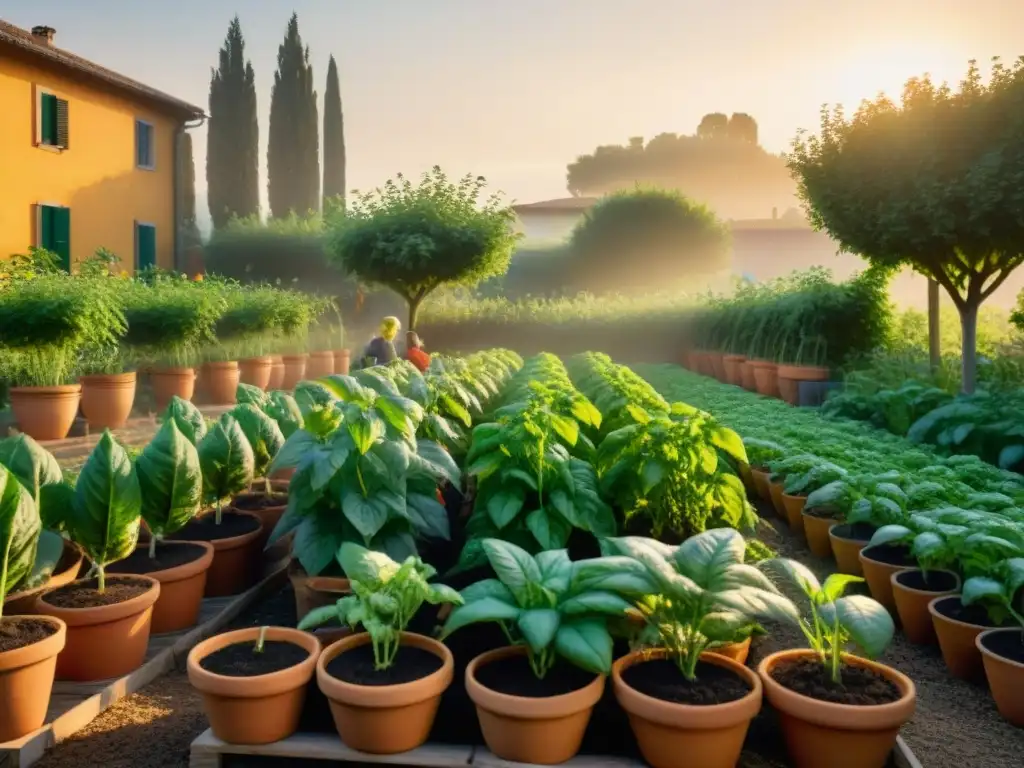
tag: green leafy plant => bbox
[0,465,42,621]
[197,414,256,524]
[160,396,208,445]
[0,433,64,530]
[264,391,304,438]
[960,557,1024,633]
[135,420,203,557]
[230,404,286,494]
[299,542,463,670]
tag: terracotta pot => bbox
[0,615,67,742]
[707,636,752,665]
[758,649,915,768]
[114,542,215,634]
[776,365,830,406]
[858,545,914,614]
[9,385,82,441]
[233,494,288,560]
[781,493,807,536]
[199,511,264,597]
[722,354,746,386]
[305,351,335,380]
[35,574,161,681]
[239,357,273,390]
[891,569,960,645]
[614,649,762,768]
[750,469,772,504]
[802,510,838,558]
[750,361,780,398]
[281,354,308,390]
[768,482,787,517]
[708,353,727,382]
[4,540,84,615]
[334,349,351,375]
[151,368,195,411]
[737,462,753,492]
[929,595,992,680]
[468,644,604,764]
[188,625,320,744]
[740,361,757,391]
[829,524,868,576]
[201,361,240,405]
[267,357,285,390]
[317,631,453,754]
[289,560,351,623]
[977,628,1024,726]
[80,372,137,430]
[314,625,355,647]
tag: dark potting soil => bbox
[108,542,207,575]
[0,617,58,653]
[861,542,915,567]
[474,652,597,698]
[231,493,287,512]
[978,630,1024,664]
[804,507,841,520]
[830,522,877,541]
[933,595,1006,627]
[621,658,752,705]
[168,510,260,543]
[770,656,901,706]
[43,576,152,609]
[895,569,959,592]
[199,640,310,677]
[326,642,443,686]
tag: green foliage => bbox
[0,465,42,618]
[230,403,286,479]
[160,396,209,446]
[135,420,203,543]
[197,414,256,522]
[0,434,63,512]
[322,54,346,208]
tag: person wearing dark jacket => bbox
[360,316,400,367]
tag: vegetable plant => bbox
[0,433,64,530]
[135,420,203,557]
[0,465,42,621]
[160,396,208,446]
[960,557,1024,635]
[197,414,256,524]
[230,404,285,495]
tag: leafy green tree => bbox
[567,187,731,294]
[789,58,1024,393]
[267,12,320,218]
[181,133,201,248]
[322,55,346,210]
[327,167,519,329]
[206,16,259,229]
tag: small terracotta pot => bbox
[4,540,84,615]
[0,615,66,742]
[802,510,838,558]
[614,649,762,768]
[317,631,453,754]
[977,628,1024,726]
[750,361,780,398]
[768,482,787,517]
[929,595,991,680]
[829,524,868,576]
[151,368,195,411]
[750,469,772,504]
[267,357,285,390]
[80,372,137,430]
[9,385,82,441]
[758,650,915,768]
[239,357,273,390]
[776,365,830,406]
[739,361,757,391]
[858,546,914,614]
[722,354,746,386]
[737,462,754,492]
[35,574,161,681]
[201,511,264,597]
[188,626,321,744]
[305,351,335,380]
[334,349,351,375]
[707,636,752,666]
[468,644,604,764]
[201,361,240,405]
[289,560,352,623]
[891,569,960,645]
[780,493,806,535]
[116,542,215,634]
[281,354,308,390]
[232,494,288,559]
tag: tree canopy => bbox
[788,57,1024,393]
[326,167,519,329]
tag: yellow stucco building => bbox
[0,21,204,273]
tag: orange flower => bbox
[193,273,204,282]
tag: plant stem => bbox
[215,498,222,526]
[97,567,106,594]
[830,611,842,684]
[149,535,157,559]
[255,625,268,653]
[264,476,272,496]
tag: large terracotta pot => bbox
[740,361,757,391]
[0,615,67,741]
[707,636,752,665]
[9,385,81,441]
[267,357,285,390]
[80,372,137,430]
[4,540,84,615]
[305,351,335,380]
[334,349,351,375]
[467,644,604,764]
[891,569,960,645]
[708,353,727,382]
[289,560,351,623]
[35,574,161,681]
[151,368,195,411]
[750,469,773,504]
[781,493,807,536]
[768,482,787,517]
[239,357,273,390]
[201,361,240,405]
[928,595,994,680]
[802,510,839,558]
[281,354,308,390]
[757,650,915,768]
[169,510,264,598]
[858,545,914,614]
[614,649,762,768]
[188,626,321,744]
[750,361,780,398]
[722,354,746,386]
[829,524,870,576]
[776,365,830,406]
[977,628,1024,726]
[317,631,453,754]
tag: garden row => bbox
[0,257,340,441]
[637,362,1024,727]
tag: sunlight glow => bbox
[830,41,961,109]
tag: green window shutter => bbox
[56,99,69,149]
[136,223,157,271]
[39,205,55,250]
[40,93,58,145]
[52,207,71,272]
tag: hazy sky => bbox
[5,0,1022,216]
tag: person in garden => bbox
[360,316,400,367]
[405,331,431,372]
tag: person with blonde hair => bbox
[360,316,401,367]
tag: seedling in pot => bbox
[960,557,1024,633]
[229,403,285,497]
[135,419,203,558]
[198,413,256,525]
[0,465,42,621]
[254,625,269,654]
[299,543,462,670]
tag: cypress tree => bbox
[206,16,259,229]
[267,13,320,218]
[322,54,346,210]
[181,132,201,246]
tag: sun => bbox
[830,41,959,109]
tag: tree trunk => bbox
[407,295,423,331]
[927,279,940,372]
[959,301,979,395]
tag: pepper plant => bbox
[135,420,203,558]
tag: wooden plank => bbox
[0,564,288,768]
[189,729,474,768]
[894,735,924,768]
[473,749,640,768]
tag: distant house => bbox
[0,21,204,273]
[512,197,599,243]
